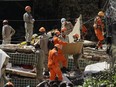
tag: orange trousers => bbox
[58,53,67,68]
[49,65,63,81]
[94,28,104,48]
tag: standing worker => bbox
[72,33,82,73]
[59,27,69,68]
[93,11,105,49]
[59,27,69,43]
[2,20,15,44]
[23,6,35,46]
[53,30,68,73]
[61,18,74,35]
[38,27,49,76]
[48,44,63,82]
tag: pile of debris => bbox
[82,46,108,61]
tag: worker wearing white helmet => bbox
[2,20,15,44]
[61,18,74,35]
[23,5,35,45]
[61,18,66,24]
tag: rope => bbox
[83,0,110,24]
[83,18,95,24]
[102,0,110,11]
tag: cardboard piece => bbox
[62,41,83,55]
[6,68,36,78]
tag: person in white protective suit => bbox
[2,20,15,44]
[23,6,35,45]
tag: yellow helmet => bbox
[98,11,104,17]
[32,34,38,39]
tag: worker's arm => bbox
[23,13,34,24]
[2,26,6,39]
[54,37,67,46]
[10,26,15,36]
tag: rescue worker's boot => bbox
[35,44,40,50]
[95,46,98,50]
[99,43,103,49]
[100,46,103,49]
[27,42,31,46]
[61,67,69,73]
[43,71,49,77]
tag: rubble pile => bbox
[82,47,109,61]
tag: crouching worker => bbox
[48,44,63,82]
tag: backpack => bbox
[48,37,54,50]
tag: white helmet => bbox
[3,20,8,23]
[61,18,66,23]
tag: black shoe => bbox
[61,67,69,73]
[35,44,40,49]
[43,71,49,76]
[100,46,103,49]
[95,46,98,50]
[27,42,31,46]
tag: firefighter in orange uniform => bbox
[53,30,67,45]
[48,44,63,81]
[53,30,68,72]
[93,11,105,49]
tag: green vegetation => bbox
[77,69,116,87]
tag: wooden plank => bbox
[6,68,36,78]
